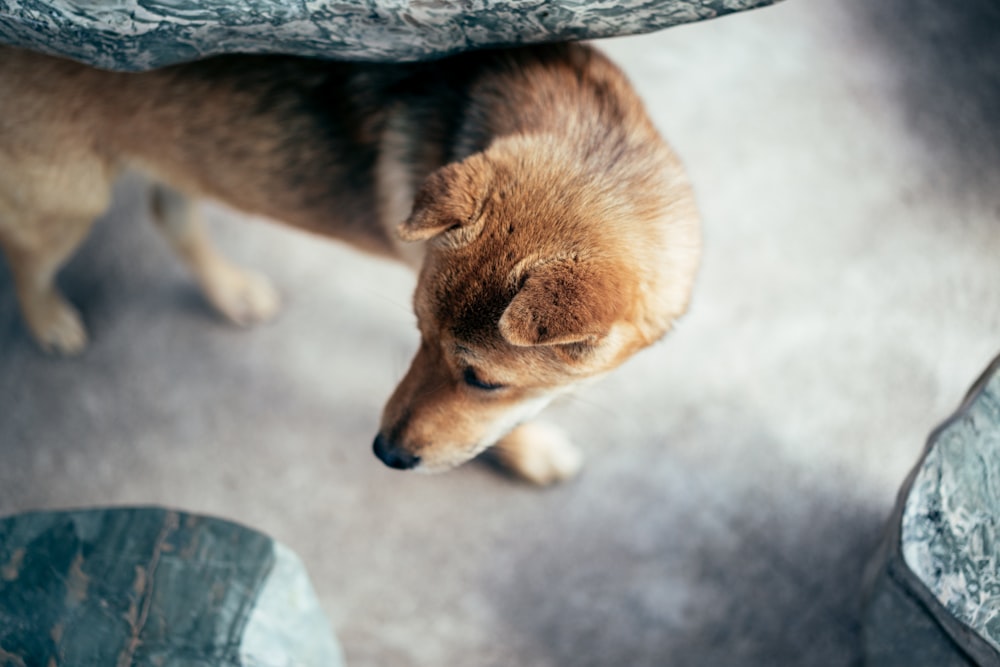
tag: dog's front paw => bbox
[490,422,583,486]
[204,266,281,327]
[25,293,88,356]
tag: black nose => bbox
[373,434,421,470]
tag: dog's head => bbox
[374,135,700,472]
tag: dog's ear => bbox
[499,259,626,347]
[396,157,492,243]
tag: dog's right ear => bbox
[396,156,492,243]
[499,258,627,347]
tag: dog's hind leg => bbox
[0,154,109,355]
[0,210,95,355]
[150,184,280,326]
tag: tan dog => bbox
[0,43,700,484]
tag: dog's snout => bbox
[373,434,421,470]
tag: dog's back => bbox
[0,44,692,256]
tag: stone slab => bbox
[0,507,344,667]
[865,354,1000,666]
[903,357,1000,651]
[0,0,778,71]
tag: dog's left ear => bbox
[499,259,626,347]
[396,156,492,243]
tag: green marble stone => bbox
[0,0,779,71]
[0,507,344,667]
[865,355,1000,666]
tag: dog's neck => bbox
[376,45,644,269]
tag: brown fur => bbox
[0,43,700,483]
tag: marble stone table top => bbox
[0,507,344,667]
[864,353,1000,665]
[0,0,778,71]
[902,355,1000,657]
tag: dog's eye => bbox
[463,367,505,391]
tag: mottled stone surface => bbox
[0,507,344,667]
[903,357,1000,653]
[0,0,778,71]
[865,355,1000,666]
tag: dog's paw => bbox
[205,266,281,327]
[26,294,88,356]
[490,422,583,486]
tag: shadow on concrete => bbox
[483,415,888,667]
[491,492,884,666]
[852,0,1000,197]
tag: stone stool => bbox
[0,507,344,666]
[865,354,1000,666]
[0,0,778,71]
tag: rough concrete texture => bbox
[1,1,999,665]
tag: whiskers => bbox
[557,390,620,421]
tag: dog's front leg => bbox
[150,184,280,326]
[487,422,583,486]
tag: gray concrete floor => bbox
[2,1,999,665]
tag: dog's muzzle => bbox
[373,434,421,470]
